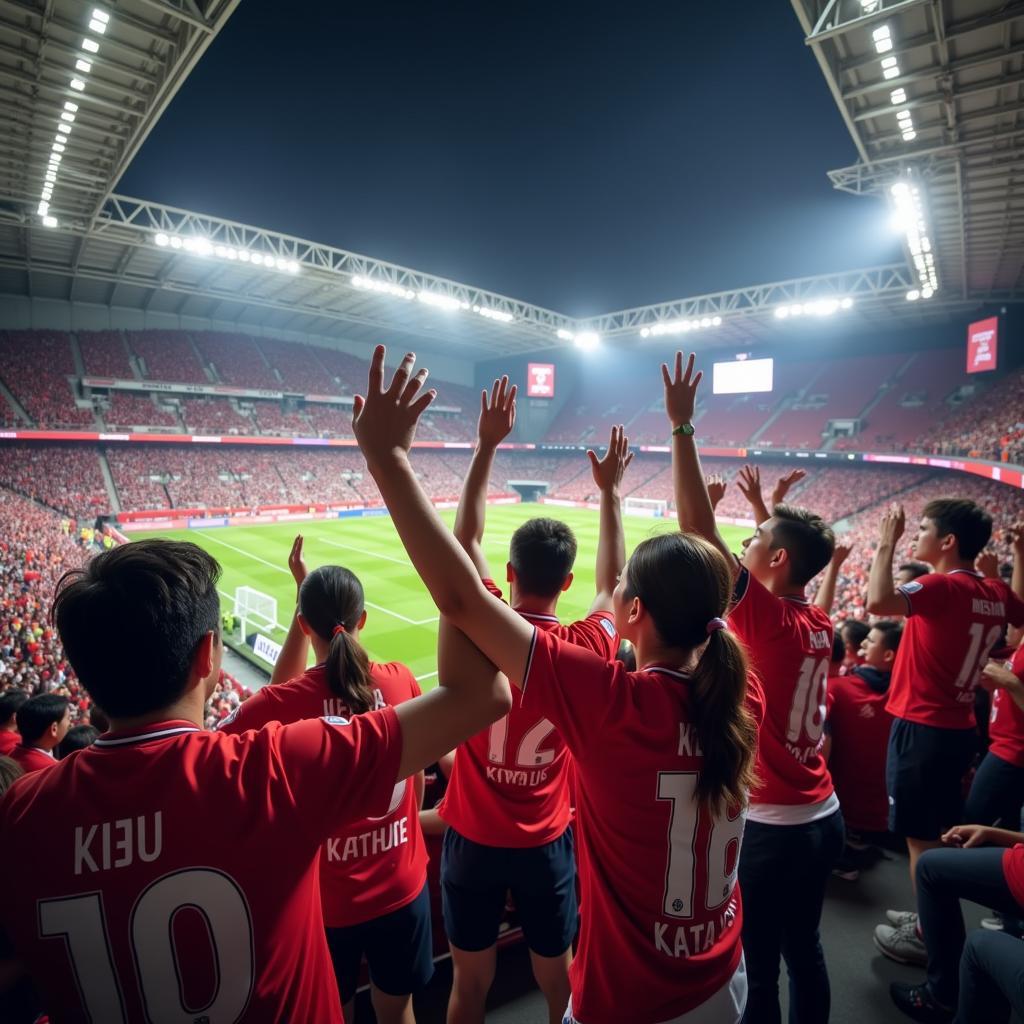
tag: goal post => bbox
[623,496,669,518]
[233,586,280,639]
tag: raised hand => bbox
[878,503,906,548]
[588,424,634,494]
[287,535,308,590]
[477,376,517,449]
[736,465,763,506]
[1009,522,1024,555]
[975,550,1000,580]
[706,474,728,510]
[352,346,436,464]
[661,351,702,428]
[831,538,854,568]
[771,469,806,507]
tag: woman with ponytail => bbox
[219,536,431,1024]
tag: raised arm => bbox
[981,658,1024,715]
[866,504,910,616]
[587,425,633,612]
[353,347,535,687]
[270,535,311,686]
[1011,523,1024,605]
[771,469,806,509]
[736,465,770,526]
[706,474,728,512]
[814,538,853,614]
[453,377,517,577]
[664,352,734,569]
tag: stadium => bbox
[0,1,1023,1022]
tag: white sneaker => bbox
[874,922,928,967]
[886,909,918,928]
[981,916,1005,931]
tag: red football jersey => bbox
[1002,845,1024,909]
[0,730,20,757]
[887,571,1024,729]
[825,670,893,833]
[0,711,402,1023]
[520,626,765,1024]
[9,745,56,774]
[438,580,618,848]
[988,646,1024,769]
[218,662,427,927]
[728,568,836,820]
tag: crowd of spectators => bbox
[0,445,108,517]
[103,392,179,430]
[0,331,94,428]
[78,330,135,378]
[128,330,208,384]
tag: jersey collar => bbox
[640,664,693,680]
[93,719,201,749]
[947,569,984,578]
[514,609,561,623]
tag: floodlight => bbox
[52,145,65,155]
[170,236,182,249]
[640,327,651,337]
[238,250,251,261]
[872,25,891,41]
[883,66,900,80]
[92,9,110,22]
[478,307,514,322]
[418,291,462,311]
[574,331,600,351]
[88,18,107,33]
[41,189,52,200]
[700,317,711,328]
[921,286,934,299]
[61,112,75,123]
[556,328,574,341]
[840,297,853,309]
[70,78,85,91]
[712,316,722,325]
[75,59,92,74]
[64,101,78,112]
[774,307,789,319]
[890,89,906,104]
[154,232,169,246]
[44,171,56,182]
[250,252,264,265]
[902,130,917,141]
[81,38,99,53]
[58,123,72,134]
[225,248,237,259]
[41,215,58,228]
[881,57,898,70]
[193,238,212,256]
[37,201,49,215]
[875,38,893,53]
[897,110,912,122]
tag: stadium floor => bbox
[354,846,984,1022]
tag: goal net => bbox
[234,586,280,637]
[623,497,668,518]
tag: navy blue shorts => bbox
[324,882,433,1002]
[441,828,578,957]
[887,718,978,840]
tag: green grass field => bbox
[135,506,749,684]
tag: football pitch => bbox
[134,506,750,685]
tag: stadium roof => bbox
[793,0,1024,303]
[0,0,1014,361]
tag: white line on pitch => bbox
[415,670,439,681]
[321,537,410,567]
[201,532,436,628]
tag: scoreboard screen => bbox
[966,317,998,373]
[527,363,555,398]
[713,357,774,395]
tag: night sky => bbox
[118,1,903,316]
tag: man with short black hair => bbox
[0,690,27,757]
[11,694,68,773]
[868,500,1024,966]
[897,561,932,586]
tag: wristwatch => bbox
[672,422,695,437]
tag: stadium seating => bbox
[103,392,180,430]
[0,444,109,516]
[192,332,280,390]
[0,331,94,428]
[128,330,208,384]
[179,398,255,434]
[256,337,337,394]
[78,330,135,378]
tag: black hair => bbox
[841,619,871,652]
[768,504,835,587]
[831,635,845,664]
[0,756,22,797]
[897,561,931,581]
[15,694,69,744]
[624,532,758,813]
[299,566,376,714]
[871,619,904,653]
[509,518,577,598]
[615,640,637,672]
[51,539,221,718]
[0,689,28,725]
[922,499,993,561]
[58,724,100,758]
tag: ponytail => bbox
[299,565,376,715]
[689,628,759,813]
[325,627,376,714]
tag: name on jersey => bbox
[323,689,387,718]
[486,766,549,786]
[678,724,703,757]
[809,629,830,651]
[972,598,1006,618]
[653,896,738,958]
[326,815,409,862]
[74,812,163,875]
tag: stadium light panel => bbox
[890,89,907,104]
[57,123,72,134]
[41,215,58,228]
[840,297,853,310]
[60,112,75,123]
[69,78,85,91]
[88,18,107,33]
[872,25,891,41]
[883,66,900,80]
[418,291,462,312]
[921,286,934,299]
[75,59,92,74]
[556,328,575,341]
[44,171,56,183]
[37,201,49,215]
[875,37,893,53]
[250,252,264,265]
[63,101,78,112]
[92,8,109,22]
[881,57,898,70]
[81,38,99,53]
[154,232,169,246]
[902,130,917,141]
[897,110,912,122]
[906,290,920,300]
[52,144,65,155]
[170,236,182,249]
[477,306,514,323]
[225,248,238,260]
[774,307,789,320]
[574,331,600,351]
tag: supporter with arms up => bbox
[665,351,842,1024]
[437,377,628,1024]
[868,505,1024,966]
[352,346,762,1024]
[0,534,511,1020]
[218,535,431,1024]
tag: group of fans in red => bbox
[0,346,1023,1024]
